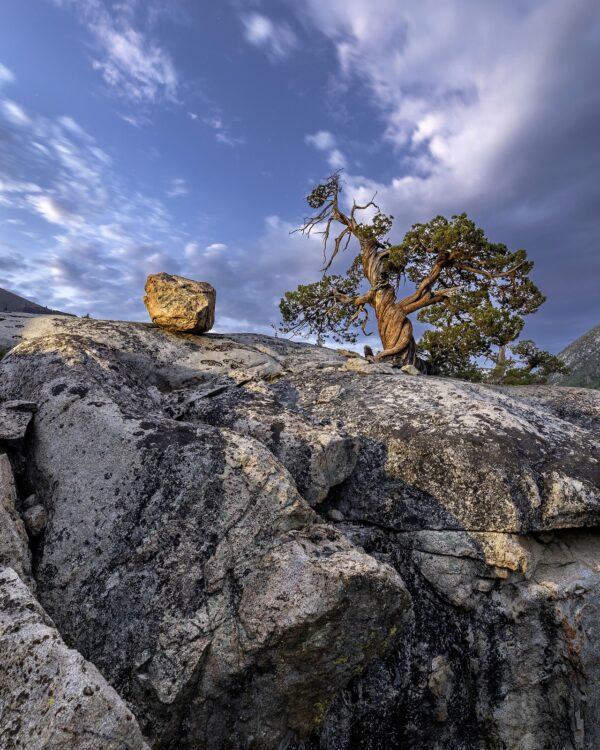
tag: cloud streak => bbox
[53,0,178,103]
[242,13,298,60]
[0,63,14,85]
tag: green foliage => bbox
[306,172,342,209]
[356,211,393,243]
[392,213,545,313]
[501,340,570,385]
[313,701,329,725]
[410,214,545,378]
[422,332,569,385]
[419,327,486,381]
[418,297,526,379]
[279,256,366,345]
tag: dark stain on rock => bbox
[69,386,89,398]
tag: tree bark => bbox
[360,239,418,367]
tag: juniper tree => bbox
[279,172,545,368]
[495,340,570,385]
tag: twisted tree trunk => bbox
[308,185,461,369]
[361,239,418,367]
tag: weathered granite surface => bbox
[0,452,33,587]
[0,312,599,749]
[0,567,149,750]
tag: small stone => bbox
[144,273,216,334]
[83,685,94,696]
[22,504,48,536]
[344,358,372,374]
[22,493,38,510]
[336,348,361,359]
[328,509,344,522]
[400,364,420,376]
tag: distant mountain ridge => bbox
[550,323,600,389]
[0,287,72,316]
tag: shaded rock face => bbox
[0,453,33,587]
[0,567,149,750]
[0,313,599,749]
[0,400,36,449]
[294,528,600,750]
[0,320,407,749]
[144,273,216,333]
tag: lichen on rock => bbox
[0,312,599,749]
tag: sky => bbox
[0,0,598,352]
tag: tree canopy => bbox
[280,172,548,374]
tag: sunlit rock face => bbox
[144,272,216,333]
[0,312,599,749]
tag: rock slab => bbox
[144,272,215,333]
[0,313,599,749]
[0,567,149,750]
[0,400,36,449]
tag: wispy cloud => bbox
[242,13,297,60]
[28,195,81,227]
[91,24,178,102]
[300,0,599,203]
[305,130,348,169]
[166,177,188,198]
[0,62,14,85]
[53,0,178,103]
[0,89,185,316]
[202,114,245,147]
[2,99,31,126]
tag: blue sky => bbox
[0,0,598,351]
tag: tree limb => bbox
[403,286,462,315]
[454,261,525,279]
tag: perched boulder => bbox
[144,272,215,333]
[0,567,149,750]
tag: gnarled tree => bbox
[280,172,545,368]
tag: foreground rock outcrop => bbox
[0,567,149,750]
[144,273,216,333]
[0,312,599,749]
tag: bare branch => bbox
[350,192,379,222]
[455,261,525,279]
[322,225,351,271]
